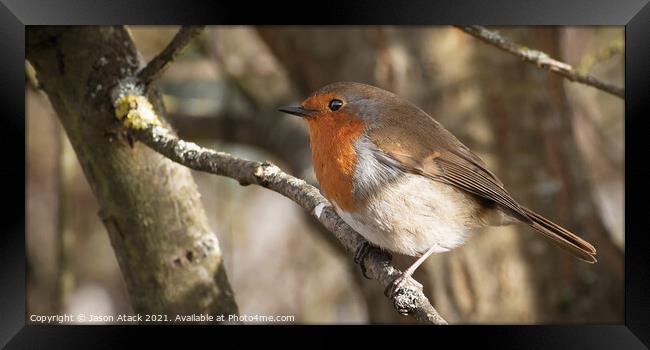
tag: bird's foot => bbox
[354,242,373,279]
[354,242,393,279]
[384,273,423,298]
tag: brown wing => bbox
[367,103,596,262]
[367,104,530,222]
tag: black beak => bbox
[278,105,317,118]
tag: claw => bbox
[354,242,373,279]
[353,242,369,264]
[385,275,405,298]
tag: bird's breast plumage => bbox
[334,173,481,256]
[306,112,366,211]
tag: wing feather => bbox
[352,87,595,261]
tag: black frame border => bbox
[2,0,649,348]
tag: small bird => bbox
[279,82,596,296]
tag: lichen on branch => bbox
[110,78,161,129]
[114,95,162,129]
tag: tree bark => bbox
[26,26,238,318]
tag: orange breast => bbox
[307,113,366,212]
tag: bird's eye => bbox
[328,99,344,111]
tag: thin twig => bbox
[457,26,624,99]
[136,26,205,87]
[130,123,447,325]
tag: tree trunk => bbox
[26,26,238,318]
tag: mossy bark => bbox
[27,26,238,318]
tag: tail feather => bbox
[521,207,597,263]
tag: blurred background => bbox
[26,26,624,324]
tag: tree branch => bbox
[136,26,205,87]
[457,26,624,99]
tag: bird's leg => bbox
[385,245,437,298]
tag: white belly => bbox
[335,173,484,257]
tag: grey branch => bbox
[136,26,205,86]
[131,124,448,325]
[457,26,624,99]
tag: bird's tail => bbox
[521,206,597,263]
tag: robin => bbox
[279,82,596,297]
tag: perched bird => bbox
[280,82,596,296]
